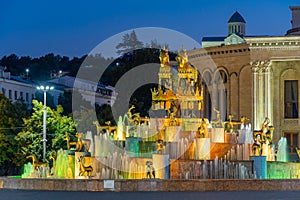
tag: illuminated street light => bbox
[26,68,29,79]
[36,85,54,161]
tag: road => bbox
[1,190,300,200]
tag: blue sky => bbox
[0,0,299,57]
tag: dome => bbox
[228,11,246,23]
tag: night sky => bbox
[0,0,299,58]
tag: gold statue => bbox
[176,48,188,68]
[75,132,91,152]
[252,117,273,155]
[295,147,300,160]
[64,132,77,150]
[159,47,170,67]
[26,154,47,170]
[78,155,93,177]
[93,121,117,136]
[168,112,178,126]
[49,153,56,175]
[224,115,248,133]
[156,140,165,154]
[127,105,141,125]
[211,107,223,128]
[197,118,208,138]
[93,121,102,135]
[252,132,263,156]
[64,132,91,152]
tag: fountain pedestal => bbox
[194,138,210,160]
[250,156,267,179]
[125,137,142,157]
[152,154,170,179]
[74,152,95,179]
[211,128,224,143]
[165,126,180,142]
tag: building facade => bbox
[189,7,300,156]
[48,75,117,106]
[0,67,36,106]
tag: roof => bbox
[202,36,226,42]
[228,11,246,23]
[10,76,35,85]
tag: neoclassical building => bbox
[188,6,300,154]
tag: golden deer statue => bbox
[93,121,117,136]
[78,155,93,176]
[64,132,77,150]
[75,132,91,152]
[26,154,47,170]
[49,153,56,175]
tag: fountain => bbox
[277,137,288,162]
[21,47,300,181]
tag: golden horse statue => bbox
[26,154,47,170]
[224,115,249,132]
[78,155,93,176]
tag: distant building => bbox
[48,75,116,106]
[0,67,36,107]
[202,11,246,48]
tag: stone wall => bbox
[2,178,300,191]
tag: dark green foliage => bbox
[0,94,29,176]
[15,100,76,166]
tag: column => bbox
[251,62,260,130]
[219,88,226,121]
[211,83,218,120]
[264,62,272,123]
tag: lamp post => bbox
[36,85,54,161]
[26,68,29,79]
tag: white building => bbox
[0,67,36,106]
[48,75,116,106]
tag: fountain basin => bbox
[2,178,300,191]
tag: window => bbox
[14,91,18,100]
[1,88,5,95]
[284,132,298,153]
[20,92,23,100]
[284,80,298,118]
[26,93,29,102]
[8,90,12,99]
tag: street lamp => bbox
[36,85,54,161]
[26,68,29,79]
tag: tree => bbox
[72,108,97,134]
[0,94,28,175]
[16,100,76,165]
[145,39,169,49]
[116,30,144,55]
